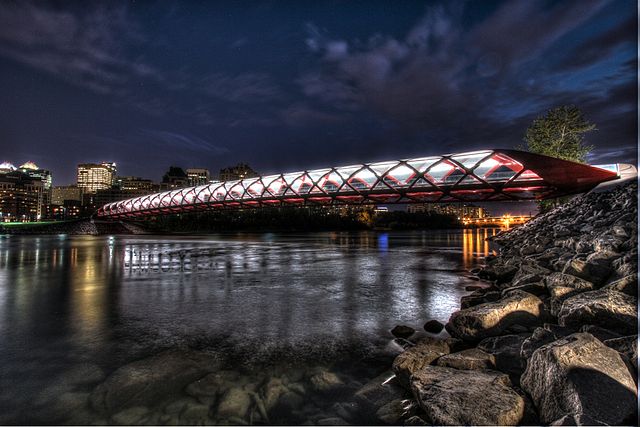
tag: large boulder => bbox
[604,335,638,371]
[435,348,495,370]
[477,334,529,377]
[544,273,595,317]
[562,258,612,285]
[392,338,449,388]
[410,365,525,425]
[90,349,220,414]
[602,274,637,296]
[557,289,637,335]
[521,333,637,425]
[446,291,544,342]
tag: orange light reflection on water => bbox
[462,228,498,270]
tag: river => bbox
[0,229,498,424]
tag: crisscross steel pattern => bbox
[96,149,618,219]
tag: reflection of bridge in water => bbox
[97,149,620,220]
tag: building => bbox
[408,203,487,219]
[77,162,116,194]
[115,176,158,193]
[161,166,189,190]
[50,199,81,220]
[52,185,83,205]
[186,168,210,186]
[218,163,258,182]
[0,166,45,221]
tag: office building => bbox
[186,168,210,186]
[52,185,83,205]
[116,176,158,193]
[0,167,45,221]
[161,166,188,190]
[218,163,258,182]
[77,162,116,194]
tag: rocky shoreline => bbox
[382,181,638,425]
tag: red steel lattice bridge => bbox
[97,149,620,219]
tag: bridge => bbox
[97,149,620,219]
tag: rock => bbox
[443,337,468,353]
[465,285,483,291]
[545,272,595,316]
[422,320,444,334]
[410,365,525,425]
[375,399,408,424]
[111,406,151,425]
[604,335,638,370]
[563,258,611,285]
[477,334,529,377]
[180,402,212,424]
[215,386,251,420]
[446,291,544,342]
[309,369,344,393]
[262,377,288,412]
[403,415,428,425]
[36,391,90,422]
[317,417,348,425]
[354,371,406,412]
[558,289,637,335]
[550,413,608,426]
[602,274,637,296]
[579,325,621,342]
[392,338,450,388]
[500,281,546,297]
[59,363,105,386]
[521,333,637,425]
[520,327,559,360]
[185,370,238,398]
[436,348,496,370]
[90,349,220,414]
[391,325,415,339]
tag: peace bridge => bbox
[96,149,622,220]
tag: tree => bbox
[523,105,595,163]
[522,105,596,212]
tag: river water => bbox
[0,229,498,424]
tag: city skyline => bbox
[0,1,636,185]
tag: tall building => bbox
[0,165,45,221]
[408,203,487,219]
[218,163,258,182]
[77,162,116,194]
[186,168,210,186]
[52,185,83,205]
[161,166,188,190]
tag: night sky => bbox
[0,0,637,189]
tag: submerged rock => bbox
[391,325,415,339]
[521,333,637,425]
[354,371,406,412]
[309,369,344,393]
[422,319,444,334]
[410,365,524,425]
[89,349,220,414]
[446,290,544,342]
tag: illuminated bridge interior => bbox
[97,149,619,219]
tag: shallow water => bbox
[0,229,498,424]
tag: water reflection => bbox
[0,230,497,422]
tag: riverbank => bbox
[0,219,146,235]
[382,181,637,425]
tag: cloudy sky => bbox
[0,0,636,185]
